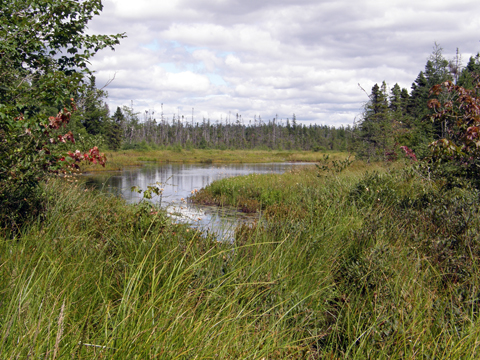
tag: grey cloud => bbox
[87,0,480,126]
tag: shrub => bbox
[426,81,480,188]
[0,0,124,229]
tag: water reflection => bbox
[85,163,310,241]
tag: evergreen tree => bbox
[408,71,435,153]
[76,76,110,136]
[357,82,394,160]
[424,43,451,88]
[408,71,429,119]
[105,107,124,150]
[458,54,480,89]
[389,83,403,113]
[424,44,454,139]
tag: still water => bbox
[85,163,310,241]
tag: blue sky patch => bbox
[207,74,227,86]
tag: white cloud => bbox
[87,0,480,127]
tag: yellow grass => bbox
[81,149,352,172]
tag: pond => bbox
[85,162,311,241]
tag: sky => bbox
[88,0,480,127]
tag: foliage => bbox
[0,0,124,228]
[426,80,480,187]
[399,145,417,161]
[457,53,480,89]
[131,182,165,202]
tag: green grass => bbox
[2,161,480,358]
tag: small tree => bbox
[105,106,125,150]
[0,0,125,228]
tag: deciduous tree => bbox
[0,0,124,228]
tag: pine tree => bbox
[408,71,429,119]
[407,71,434,153]
[425,44,453,139]
[425,43,451,88]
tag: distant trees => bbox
[112,107,352,152]
[69,77,124,150]
[108,107,125,150]
[76,77,109,136]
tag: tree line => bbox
[70,81,353,152]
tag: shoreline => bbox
[80,149,350,172]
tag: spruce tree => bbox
[78,76,110,136]
[457,54,480,89]
[357,82,393,160]
[105,107,124,150]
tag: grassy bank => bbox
[2,161,480,358]
[81,149,349,172]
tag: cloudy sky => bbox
[88,0,480,127]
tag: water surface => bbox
[85,162,310,241]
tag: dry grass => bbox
[81,149,352,172]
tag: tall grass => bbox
[0,179,334,358]
[192,162,480,358]
[2,161,480,358]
